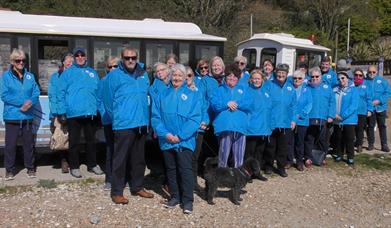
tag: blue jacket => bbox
[246,82,273,136]
[366,75,391,112]
[307,82,336,121]
[151,83,201,152]
[97,75,112,125]
[48,70,62,118]
[294,85,313,127]
[57,63,99,118]
[322,69,338,88]
[149,78,170,104]
[104,62,150,130]
[191,76,209,128]
[238,71,250,87]
[202,75,222,123]
[210,83,251,135]
[1,68,40,121]
[268,80,297,129]
[356,81,373,115]
[334,85,358,125]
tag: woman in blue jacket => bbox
[1,48,40,180]
[289,70,312,171]
[331,71,358,165]
[244,69,271,180]
[152,64,201,214]
[210,63,251,168]
[48,53,74,174]
[352,68,373,153]
[264,63,297,178]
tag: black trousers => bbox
[264,128,292,169]
[332,125,356,160]
[355,115,367,146]
[103,124,114,184]
[67,117,97,170]
[304,124,327,159]
[163,149,194,207]
[245,135,268,168]
[4,121,35,172]
[289,126,308,165]
[111,127,147,196]
[192,132,204,185]
[367,111,388,147]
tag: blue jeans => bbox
[163,148,194,207]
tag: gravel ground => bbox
[1,159,391,228]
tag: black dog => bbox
[204,157,266,205]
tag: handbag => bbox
[50,117,69,151]
[311,138,326,166]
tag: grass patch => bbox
[0,185,33,195]
[37,179,57,189]
[354,153,391,171]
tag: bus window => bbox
[195,45,218,61]
[261,48,277,66]
[179,43,190,66]
[145,42,174,73]
[17,37,31,71]
[0,37,11,76]
[296,50,323,70]
[242,48,256,70]
[37,39,69,94]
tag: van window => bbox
[242,48,256,70]
[296,50,323,70]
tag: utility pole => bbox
[347,18,350,57]
[250,14,253,38]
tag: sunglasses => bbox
[311,75,320,78]
[187,74,193,77]
[123,56,137,61]
[354,73,363,77]
[338,76,347,80]
[293,77,303,80]
[75,53,86,57]
[108,65,118,69]
[236,61,245,66]
[368,71,376,74]
[200,66,208,70]
[14,59,25,64]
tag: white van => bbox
[237,33,330,75]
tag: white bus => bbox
[237,33,330,75]
[0,9,226,151]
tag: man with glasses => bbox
[104,47,154,204]
[320,57,338,88]
[365,65,391,152]
[57,47,103,178]
[304,67,336,167]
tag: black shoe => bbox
[381,145,390,152]
[367,144,374,151]
[276,168,288,178]
[255,175,268,181]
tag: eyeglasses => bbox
[311,75,320,78]
[338,76,347,80]
[108,65,118,69]
[123,56,137,61]
[187,74,193,77]
[368,71,376,74]
[75,54,86,57]
[293,77,303,80]
[236,61,245,66]
[200,66,208,70]
[354,73,363,77]
[14,59,25,64]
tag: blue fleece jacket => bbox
[246,82,273,136]
[294,85,313,127]
[202,75,222,123]
[97,75,112,125]
[149,78,170,104]
[210,83,251,135]
[151,83,201,152]
[103,62,150,130]
[356,80,374,115]
[48,70,62,118]
[366,75,391,112]
[307,82,336,121]
[57,63,99,118]
[1,68,40,121]
[334,85,358,125]
[322,68,338,88]
[268,80,298,129]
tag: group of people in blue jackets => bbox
[1,46,391,214]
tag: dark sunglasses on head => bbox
[354,73,363,77]
[293,77,303,80]
[311,75,320,78]
[108,65,118,69]
[14,59,25,64]
[123,56,137,61]
[200,66,208,70]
